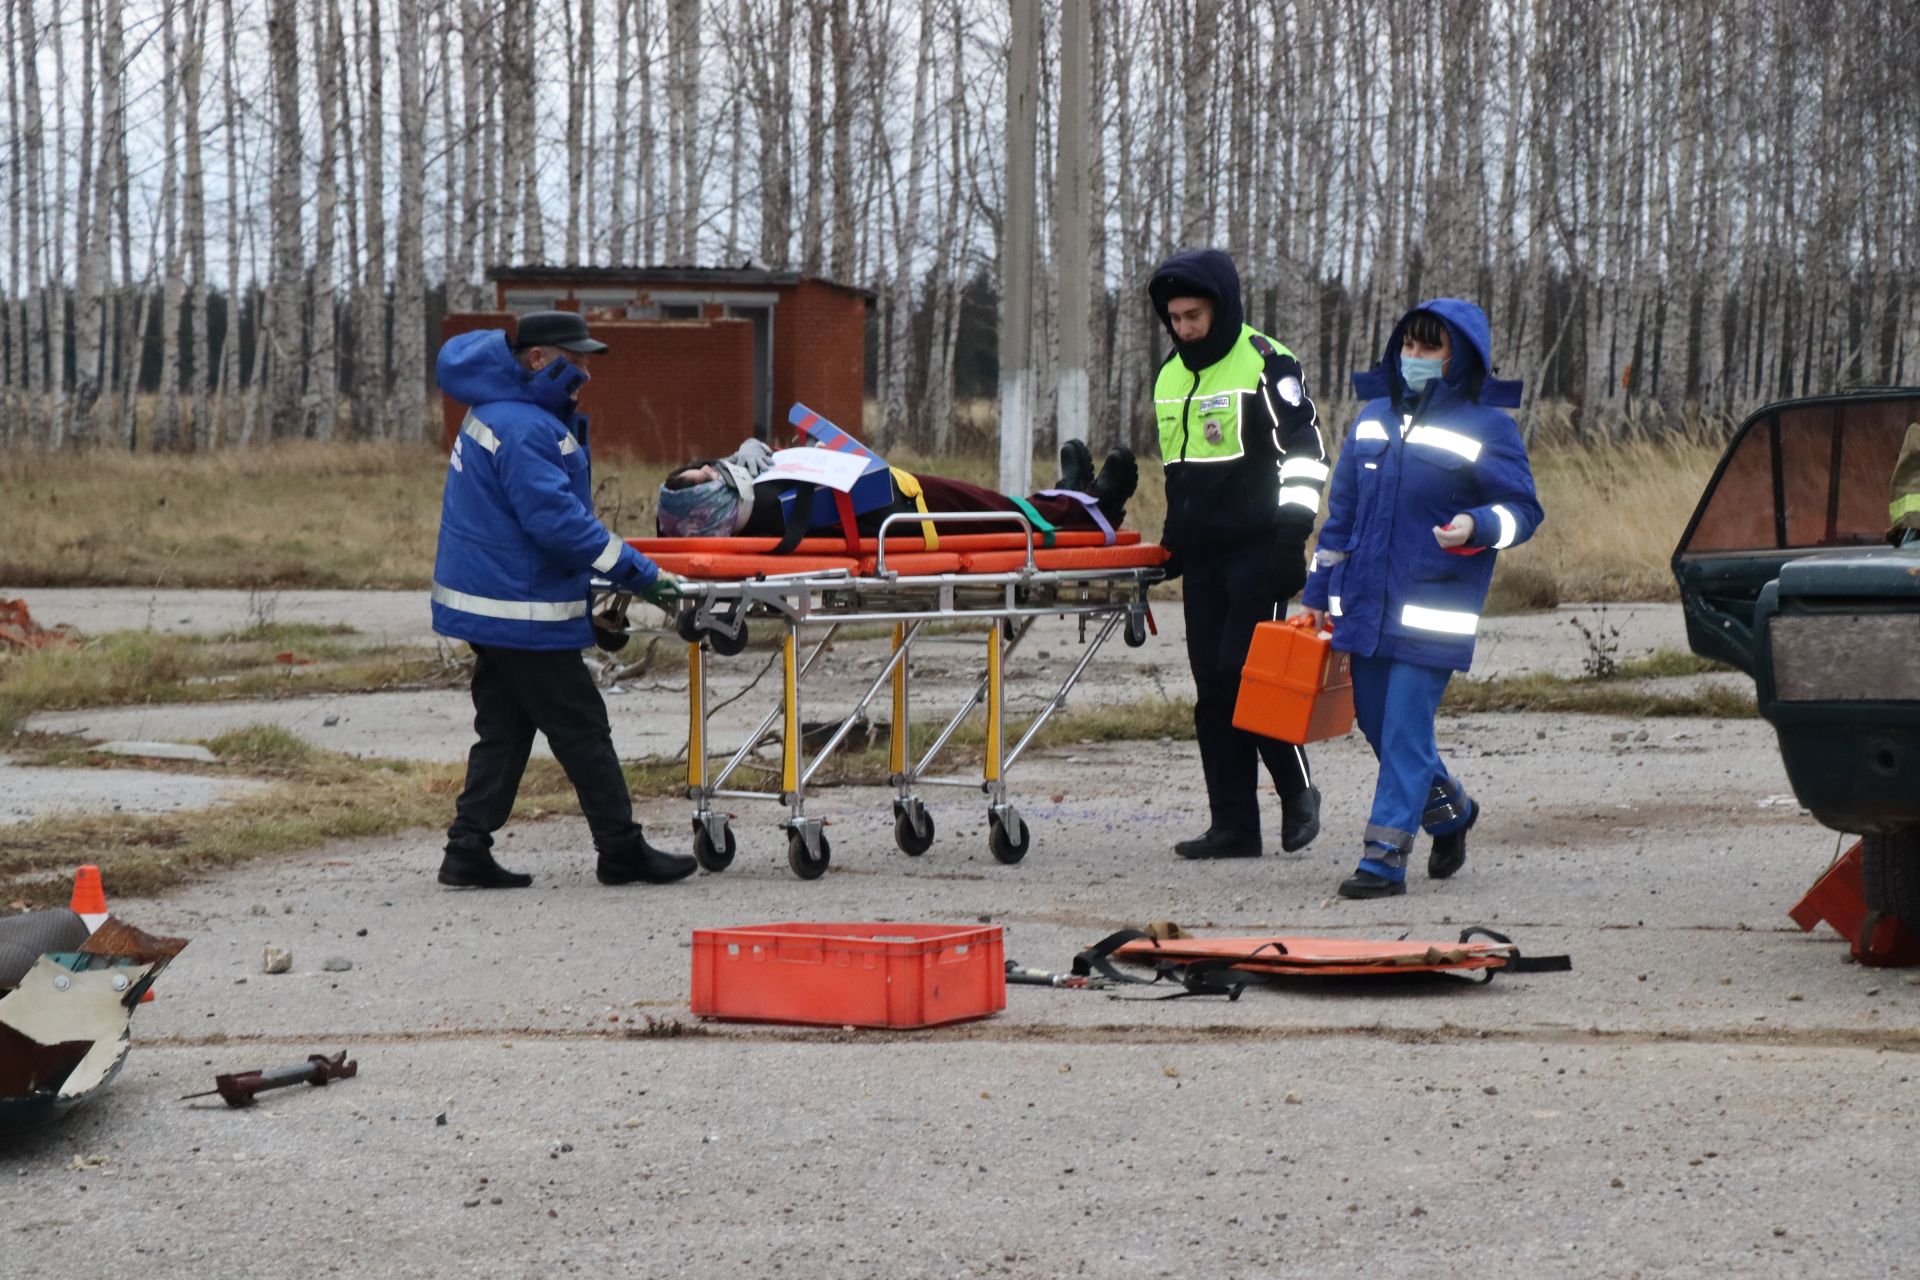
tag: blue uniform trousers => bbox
[1349,653,1472,882]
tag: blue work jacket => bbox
[1301,299,1543,672]
[430,330,660,650]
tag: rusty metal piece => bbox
[79,917,191,967]
[182,1051,359,1108]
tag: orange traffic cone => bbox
[70,864,156,1002]
[70,864,109,933]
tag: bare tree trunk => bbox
[393,0,428,438]
[15,0,45,443]
[457,0,483,297]
[800,0,824,273]
[826,0,853,280]
[183,0,209,448]
[3,0,19,437]
[156,0,184,449]
[565,0,592,263]
[309,0,343,440]
[360,0,390,434]
[216,0,239,444]
[46,0,70,446]
[610,0,633,261]
[268,0,304,440]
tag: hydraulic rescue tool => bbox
[181,1051,358,1108]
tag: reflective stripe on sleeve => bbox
[1490,504,1518,549]
[1400,603,1480,636]
[1354,421,1389,443]
[557,433,580,455]
[1328,596,1343,616]
[461,415,501,453]
[591,533,625,573]
[1404,425,1483,463]
[431,583,588,623]
[1279,485,1321,511]
[1281,457,1331,483]
[1891,493,1920,522]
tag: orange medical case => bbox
[1232,615,1355,744]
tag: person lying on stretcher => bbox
[655,437,1139,544]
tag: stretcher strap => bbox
[1071,930,1244,1000]
[1035,489,1116,546]
[1007,495,1057,548]
[1458,926,1572,976]
[832,489,860,552]
[889,467,938,550]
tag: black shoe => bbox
[1174,829,1262,860]
[597,834,698,885]
[1057,439,1095,492]
[438,847,533,889]
[1090,447,1139,521]
[1337,869,1406,899]
[1427,799,1478,880]
[1279,785,1321,853]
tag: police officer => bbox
[431,310,695,889]
[1149,249,1327,859]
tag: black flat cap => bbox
[513,310,609,354]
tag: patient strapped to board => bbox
[656,407,1139,550]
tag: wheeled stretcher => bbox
[619,512,1169,880]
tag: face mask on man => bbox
[1400,354,1445,393]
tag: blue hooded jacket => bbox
[430,329,660,650]
[1300,299,1543,671]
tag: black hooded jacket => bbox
[1148,249,1326,554]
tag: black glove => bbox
[1266,540,1308,606]
[1158,547,1183,582]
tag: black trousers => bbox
[1182,540,1312,836]
[446,645,647,858]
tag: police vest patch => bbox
[1204,419,1225,445]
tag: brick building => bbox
[438,266,872,461]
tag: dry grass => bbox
[3,432,1715,602]
[0,735,687,907]
[0,622,453,735]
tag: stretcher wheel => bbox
[787,830,831,880]
[1124,611,1148,648]
[894,808,936,856]
[988,815,1030,865]
[709,618,750,656]
[692,824,736,872]
[676,608,703,643]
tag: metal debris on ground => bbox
[180,1051,358,1109]
[0,598,80,652]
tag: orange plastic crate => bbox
[690,922,1006,1028]
[1232,617,1356,744]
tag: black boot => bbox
[438,845,533,889]
[597,832,698,885]
[1279,785,1321,853]
[1336,869,1406,899]
[1427,799,1478,880]
[1174,829,1262,860]
[1090,447,1139,522]
[1057,439,1095,492]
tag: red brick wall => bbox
[436,313,756,462]
[772,281,868,444]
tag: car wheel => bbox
[1860,826,1920,926]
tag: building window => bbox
[660,303,700,320]
[503,290,557,315]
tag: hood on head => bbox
[1149,249,1246,373]
[1352,297,1522,408]
[435,329,579,416]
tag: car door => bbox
[1672,390,1920,674]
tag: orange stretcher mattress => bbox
[629,530,1141,557]
[647,553,860,579]
[960,545,1171,574]
[1111,933,1514,977]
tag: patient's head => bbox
[658,464,745,537]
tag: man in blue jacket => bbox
[1300,300,1543,897]
[432,311,695,889]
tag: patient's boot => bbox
[1091,447,1139,522]
[1057,439,1095,492]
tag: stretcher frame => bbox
[632,511,1164,880]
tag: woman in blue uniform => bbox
[1300,300,1543,898]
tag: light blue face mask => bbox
[1400,354,1445,393]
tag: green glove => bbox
[640,570,683,611]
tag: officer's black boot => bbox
[1057,439,1095,492]
[1174,829,1262,860]
[597,831,698,885]
[1427,798,1478,880]
[1090,447,1139,522]
[1279,785,1321,853]
[438,844,533,889]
